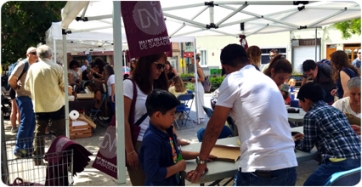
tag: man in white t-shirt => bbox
[186,44,298,186]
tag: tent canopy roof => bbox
[61,1,360,38]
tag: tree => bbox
[333,18,361,39]
[1,1,66,67]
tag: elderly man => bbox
[333,77,361,134]
[186,44,297,186]
[24,45,66,165]
[8,47,38,158]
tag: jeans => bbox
[234,167,297,186]
[109,96,115,114]
[304,158,361,186]
[14,96,36,155]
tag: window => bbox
[260,48,287,64]
[199,50,207,66]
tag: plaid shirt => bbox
[296,101,360,161]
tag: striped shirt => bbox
[296,101,360,161]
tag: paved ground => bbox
[2,93,318,186]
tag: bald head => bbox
[37,45,53,59]
[26,47,36,54]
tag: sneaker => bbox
[14,149,28,158]
[11,127,18,133]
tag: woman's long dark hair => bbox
[330,50,360,82]
[132,53,169,94]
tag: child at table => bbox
[139,89,216,186]
[293,82,360,186]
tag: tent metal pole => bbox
[315,28,317,62]
[209,5,214,25]
[53,39,57,65]
[62,34,70,138]
[163,12,206,28]
[246,25,269,37]
[86,15,113,20]
[193,38,200,125]
[71,26,113,33]
[166,18,207,30]
[307,10,346,27]
[237,10,300,28]
[169,7,208,37]
[305,6,360,10]
[215,1,314,5]
[80,1,90,19]
[162,3,205,11]
[112,1,126,184]
[216,4,248,27]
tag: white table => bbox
[182,126,317,185]
[287,107,304,123]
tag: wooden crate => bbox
[69,121,92,139]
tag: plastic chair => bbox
[324,167,361,186]
[202,106,213,118]
[203,106,238,136]
[175,93,194,129]
[187,90,193,94]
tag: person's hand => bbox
[190,78,196,83]
[177,138,190,146]
[67,86,73,93]
[176,159,186,172]
[207,154,217,162]
[350,124,361,135]
[293,133,304,141]
[330,89,337,96]
[111,95,115,103]
[126,151,139,168]
[186,163,208,183]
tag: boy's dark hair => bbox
[69,60,80,68]
[146,89,181,116]
[297,82,324,102]
[302,60,317,72]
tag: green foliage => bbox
[210,76,225,91]
[333,18,361,39]
[1,1,66,66]
[185,82,194,91]
[292,71,303,76]
[180,73,194,77]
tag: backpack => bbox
[7,61,18,77]
[202,76,211,93]
[8,61,29,91]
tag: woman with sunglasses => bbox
[123,53,169,186]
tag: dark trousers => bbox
[33,106,66,158]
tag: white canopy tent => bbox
[57,1,361,184]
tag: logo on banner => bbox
[133,2,166,35]
[121,1,171,58]
[99,126,117,159]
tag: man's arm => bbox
[8,75,18,90]
[295,116,318,152]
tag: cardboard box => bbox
[69,120,92,139]
[210,144,240,162]
[77,93,94,99]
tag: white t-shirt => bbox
[332,97,361,118]
[216,65,298,172]
[107,74,115,96]
[123,79,149,141]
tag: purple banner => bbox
[121,1,171,58]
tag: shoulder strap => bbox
[126,78,148,126]
[17,60,29,81]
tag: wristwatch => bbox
[196,156,207,164]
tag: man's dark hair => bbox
[270,49,279,54]
[146,89,181,116]
[302,60,317,72]
[220,44,248,67]
[297,82,324,102]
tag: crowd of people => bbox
[5,43,360,186]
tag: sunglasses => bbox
[154,62,165,70]
[29,52,37,55]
